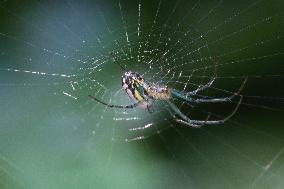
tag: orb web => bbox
[0,0,284,188]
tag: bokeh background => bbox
[0,0,284,189]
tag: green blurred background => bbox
[0,0,284,189]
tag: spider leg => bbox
[88,95,139,108]
[187,76,215,95]
[172,77,247,104]
[166,93,243,127]
[146,99,155,113]
[166,104,202,128]
[191,77,247,103]
[171,77,215,101]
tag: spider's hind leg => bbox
[88,95,139,109]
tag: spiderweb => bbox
[0,0,284,188]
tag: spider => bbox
[88,69,247,128]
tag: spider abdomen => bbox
[121,71,171,102]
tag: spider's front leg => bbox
[191,77,247,103]
[187,76,216,96]
[166,105,203,128]
[171,77,216,102]
[166,93,243,127]
[166,100,208,128]
[173,77,247,104]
